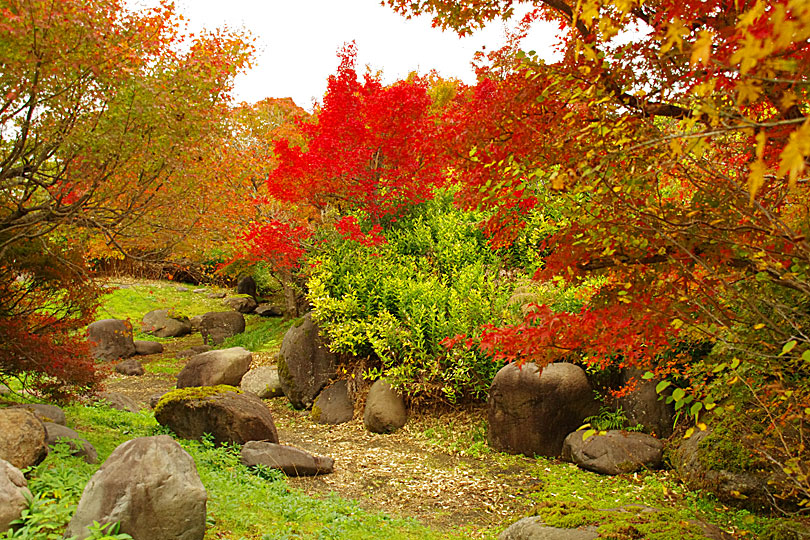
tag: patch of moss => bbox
[697,426,757,473]
[154,385,241,416]
[311,403,322,421]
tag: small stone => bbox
[499,517,598,540]
[240,365,284,399]
[363,380,407,434]
[207,292,226,299]
[134,340,164,355]
[149,392,168,409]
[43,423,98,464]
[561,430,664,475]
[176,347,252,388]
[193,288,207,294]
[12,403,66,425]
[175,286,190,292]
[241,441,334,477]
[176,345,211,359]
[223,296,257,314]
[97,392,140,413]
[115,359,145,376]
[312,380,353,425]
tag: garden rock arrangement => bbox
[142,309,192,338]
[0,408,48,469]
[87,318,136,360]
[176,347,252,388]
[65,435,207,540]
[43,422,98,464]
[154,387,279,445]
[312,380,354,425]
[561,430,663,475]
[488,362,599,457]
[363,380,407,434]
[277,313,337,409]
[499,517,599,540]
[198,311,246,345]
[0,458,31,533]
[241,441,335,476]
[241,365,284,399]
[223,295,258,313]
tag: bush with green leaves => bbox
[308,191,524,402]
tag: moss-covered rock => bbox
[153,385,240,416]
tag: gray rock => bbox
[134,340,164,356]
[87,319,136,361]
[488,362,599,457]
[12,403,66,425]
[240,365,284,399]
[236,275,258,299]
[312,380,353,425]
[277,313,337,409]
[364,380,407,434]
[198,311,246,345]
[0,383,10,395]
[176,345,211,359]
[155,389,278,446]
[255,303,284,317]
[64,436,207,540]
[115,358,145,376]
[193,288,207,294]
[207,292,226,299]
[43,422,98,464]
[561,430,663,475]
[241,441,334,476]
[97,392,140,413]
[176,347,252,388]
[617,368,674,437]
[0,459,31,534]
[141,309,192,338]
[499,517,599,540]
[0,408,47,469]
[223,296,258,314]
[175,286,190,292]
[190,315,204,332]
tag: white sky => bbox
[130,0,561,110]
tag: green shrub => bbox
[308,191,523,402]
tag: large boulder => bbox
[363,380,407,434]
[312,380,354,425]
[141,309,192,338]
[0,408,47,469]
[671,428,770,510]
[241,441,334,476]
[277,313,337,409]
[240,365,284,399]
[115,358,145,376]
[155,387,278,445]
[12,403,66,425]
[236,275,257,299]
[134,340,164,356]
[176,347,252,388]
[223,296,258,314]
[0,459,31,534]
[198,311,246,345]
[43,422,98,464]
[87,319,136,361]
[499,517,599,540]
[561,430,663,475]
[617,368,675,437]
[64,435,207,540]
[488,362,599,457]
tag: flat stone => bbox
[97,392,140,413]
[44,422,98,464]
[241,441,334,476]
[499,517,599,540]
[12,403,66,425]
[176,347,252,388]
[562,430,664,475]
[240,365,284,399]
[115,358,145,376]
[134,340,164,355]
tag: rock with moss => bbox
[0,458,31,534]
[561,430,663,475]
[64,435,206,540]
[142,309,192,338]
[671,428,770,510]
[154,386,278,445]
[312,380,353,425]
[277,313,337,409]
[176,347,252,388]
[499,516,599,540]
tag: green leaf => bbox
[672,387,686,401]
[781,340,797,355]
[802,350,810,363]
[655,381,671,394]
[582,429,597,441]
[642,371,655,380]
[690,402,703,417]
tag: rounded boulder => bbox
[363,380,407,434]
[176,347,252,388]
[277,313,337,409]
[87,319,136,361]
[0,408,47,469]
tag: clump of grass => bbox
[216,317,298,353]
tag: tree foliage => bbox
[0,0,252,397]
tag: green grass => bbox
[217,316,298,353]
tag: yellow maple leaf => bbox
[691,30,714,67]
